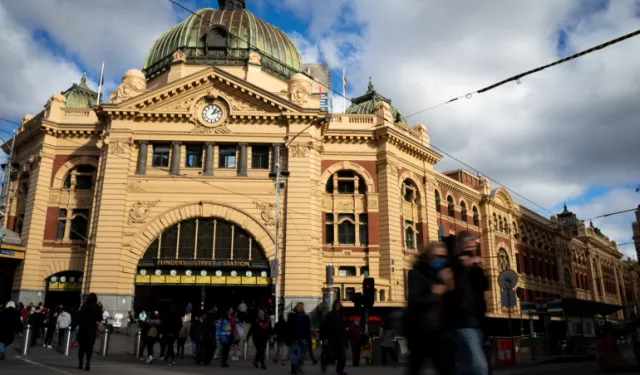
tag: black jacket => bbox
[0,307,21,346]
[450,262,489,329]
[247,318,273,345]
[406,259,448,332]
[286,311,311,345]
[274,319,288,343]
[320,309,346,344]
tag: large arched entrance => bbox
[134,216,272,318]
[44,271,83,309]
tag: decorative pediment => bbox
[103,67,321,122]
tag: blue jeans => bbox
[455,328,488,375]
[290,340,308,366]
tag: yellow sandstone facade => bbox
[2,3,639,327]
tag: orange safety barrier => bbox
[495,338,516,366]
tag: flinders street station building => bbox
[1,0,639,335]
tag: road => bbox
[0,334,635,375]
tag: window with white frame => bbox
[405,220,417,249]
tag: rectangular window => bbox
[338,266,357,276]
[405,220,415,249]
[325,213,334,245]
[359,213,368,246]
[185,145,203,168]
[338,214,355,245]
[345,287,355,301]
[57,208,67,240]
[152,144,170,167]
[337,180,355,194]
[218,145,237,168]
[69,209,89,241]
[251,146,270,169]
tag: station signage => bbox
[143,259,268,269]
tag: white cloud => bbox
[276,0,640,248]
[0,3,85,120]
[571,189,639,260]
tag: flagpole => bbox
[342,68,346,113]
[96,61,105,105]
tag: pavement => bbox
[0,333,637,375]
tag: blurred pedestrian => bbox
[319,300,346,375]
[288,302,311,375]
[0,301,21,360]
[247,308,273,369]
[77,293,103,371]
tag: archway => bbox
[133,216,272,320]
[44,271,83,309]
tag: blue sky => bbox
[0,0,638,258]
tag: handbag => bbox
[97,321,105,333]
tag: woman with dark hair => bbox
[406,241,455,375]
[77,293,102,371]
[247,309,273,369]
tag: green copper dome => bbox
[143,7,303,81]
[61,73,99,108]
[346,79,408,125]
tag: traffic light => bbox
[267,294,275,315]
[362,277,375,308]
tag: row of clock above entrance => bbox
[134,142,285,176]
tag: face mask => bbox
[429,257,448,270]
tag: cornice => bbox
[373,127,441,164]
[434,175,481,204]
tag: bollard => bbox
[133,331,142,356]
[266,343,270,361]
[62,328,72,356]
[99,329,111,357]
[243,340,248,360]
[21,324,33,356]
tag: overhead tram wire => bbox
[167,1,639,217]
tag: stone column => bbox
[271,143,281,175]
[169,141,181,175]
[203,142,214,176]
[237,143,248,177]
[135,141,148,175]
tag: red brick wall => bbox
[43,207,60,240]
[368,212,379,245]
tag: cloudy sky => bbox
[0,0,638,258]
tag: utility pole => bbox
[273,155,281,322]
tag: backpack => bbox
[148,326,158,338]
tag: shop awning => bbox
[0,228,25,260]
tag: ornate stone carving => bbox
[367,197,379,209]
[322,197,333,210]
[125,181,146,193]
[289,144,309,158]
[289,80,312,105]
[110,69,147,104]
[127,200,160,224]
[173,95,199,111]
[336,197,354,211]
[248,51,262,65]
[190,123,231,134]
[254,201,276,226]
[386,163,398,177]
[172,49,187,63]
[108,138,133,154]
[227,96,258,112]
[49,192,60,204]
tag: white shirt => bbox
[238,303,247,313]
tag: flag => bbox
[342,69,347,92]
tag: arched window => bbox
[206,27,228,49]
[64,164,96,190]
[563,268,572,287]
[324,169,369,246]
[493,213,498,230]
[447,196,455,217]
[472,206,479,226]
[435,190,441,211]
[497,248,510,271]
[498,216,504,231]
[402,179,419,203]
[460,201,467,221]
[141,218,266,262]
[325,170,367,194]
[404,220,417,249]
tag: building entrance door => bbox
[44,271,83,309]
[133,216,273,317]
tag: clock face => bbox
[202,104,223,123]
